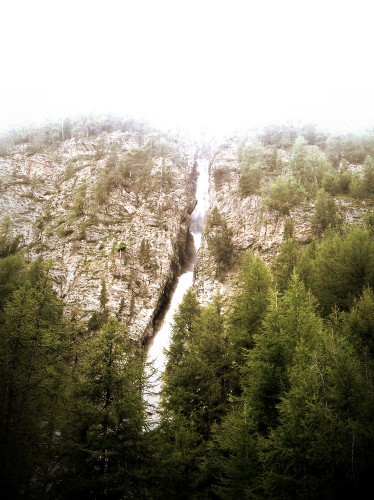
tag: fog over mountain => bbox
[1,2,374,498]
[1,0,373,136]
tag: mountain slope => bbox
[0,118,197,340]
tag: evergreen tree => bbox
[0,253,25,310]
[229,251,272,369]
[363,155,374,196]
[0,258,68,498]
[306,227,374,314]
[312,188,341,236]
[208,275,322,499]
[259,330,374,498]
[341,287,374,358]
[206,207,233,279]
[163,293,231,439]
[59,317,148,499]
[244,273,322,435]
[271,238,300,293]
[158,292,234,497]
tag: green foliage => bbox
[364,211,374,233]
[363,155,374,196]
[59,317,148,499]
[259,123,299,148]
[272,238,300,292]
[117,241,126,252]
[322,168,352,195]
[325,135,344,168]
[160,291,235,497]
[290,135,333,195]
[244,275,323,434]
[312,189,341,236]
[238,139,269,196]
[71,181,87,217]
[87,310,108,331]
[1,118,374,497]
[229,251,272,367]
[0,214,21,257]
[238,161,262,196]
[206,207,233,278]
[341,287,374,357]
[0,253,25,310]
[283,216,294,239]
[259,331,374,499]
[99,278,108,311]
[298,227,374,315]
[263,174,305,215]
[239,138,267,165]
[347,155,374,200]
[341,134,367,164]
[349,172,366,199]
[93,145,157,204]
[0,258,68,497]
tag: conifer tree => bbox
[59,317,148,499]
[305,227,374,314]
[0,258,68,498]
[158,291,234,497]
[229,251,272,369]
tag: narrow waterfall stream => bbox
[146,158,210,414]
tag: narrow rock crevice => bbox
[144,226,195,347]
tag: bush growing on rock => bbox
[312,189,342,236]
[206,207,233,279]
[263,174,305,215]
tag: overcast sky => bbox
[1,0,373,136]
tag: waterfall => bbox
[146,158,210,415]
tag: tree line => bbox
[158,223,374,499]
[0,223,373,498]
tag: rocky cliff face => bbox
[1,124,372,337]
[0,126,197,341]
[194,139,372,304]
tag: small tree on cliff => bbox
[206,207,233,279]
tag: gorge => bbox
[146,157,210,412]
[0,117,374,499]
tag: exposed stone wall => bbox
[194,140,372,305]
[0,131,196,341]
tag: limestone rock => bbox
[194,139,372,305]
[0,129,196,342]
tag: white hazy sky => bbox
[1,0,373,136]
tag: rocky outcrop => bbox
[0,129,196,341]
[194,140,372,305]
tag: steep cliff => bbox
[1,122,373,335]
[195,135,373,304]
[0,120,197,341]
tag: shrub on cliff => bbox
[206,207,233,279]
[263,174,305,215]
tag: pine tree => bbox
[158,292,234,497]
[0,258,68,497]
[308,227,374,314]
[229,251,272,369]
[271,238,300,292]
[260,330,374,498]
[59,317,148,499]
[244,273,322,434]
[312,188,341,236]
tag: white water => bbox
[146,158,210,413]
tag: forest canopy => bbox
[0,224,373,499]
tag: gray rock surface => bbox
[0,130,196,341]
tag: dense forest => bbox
[1,120,374,498]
